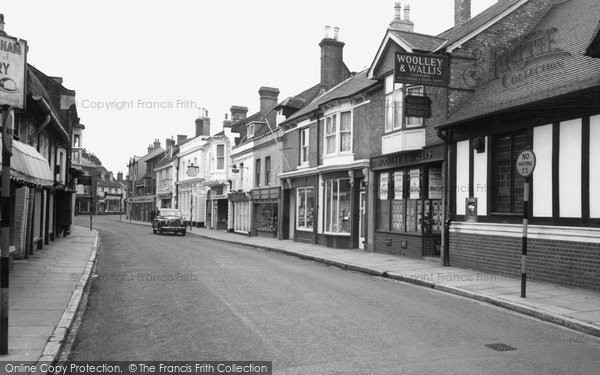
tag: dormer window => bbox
[247,123,255,138]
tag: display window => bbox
[297,187,315,230]
[324,178,351,233]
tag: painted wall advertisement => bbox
[0,33,27,109]
[409,169,420,199]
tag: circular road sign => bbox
[516,149,536,178]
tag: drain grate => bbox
[485,343,517,352]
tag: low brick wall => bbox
[449,231,600,291]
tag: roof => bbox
[283,69,378,124]
[437,0,528,51]
[389,30,446,51]
[439,0,600,128]
[137,147,164,164]
[586,21,600,57]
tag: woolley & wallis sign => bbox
[394,52,449,87]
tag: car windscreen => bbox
[159,209,182,218]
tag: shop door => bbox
[359,191,366,250]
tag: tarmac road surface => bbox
[68,215,600,374]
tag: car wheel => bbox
[181,230,186,236]
[153,229,157,234]
[158,227,163,235]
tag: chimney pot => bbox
[394,3,402,20]
[404,5,411,21]
[333,27,339,40]
[324,25,331,38]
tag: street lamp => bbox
[186,163,199,230]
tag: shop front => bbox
[229,191,251,234]
[371,144,445,257]
[127,195,156,222]
[157,192,172,209]
[251,187,279,238]
[206,184,228,230]
[437,0,600,291]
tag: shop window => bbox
[297,187,315,230]
[300,127,309,164]
[256,203,277,232]
[493,131,528,213]
[376,167,443,234]
[324,178,351,233]
[217,145,225,170]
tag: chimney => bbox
[0,14,5,35]
[319,26,346,90]
[223,114,232,128]
[177,134,188,145]
[153,138,161,149]
[230,105,249,123]
[194,108,211,137]
[165,138,176,148]
[389,3,414,32]
[455,0,471,27]
[117,172,124,181]
[147,144,153,154]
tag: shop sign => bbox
[409,169,420,199]
[379,173,389,200]
[229,191,250,202]
[428,168,443,200]
[127,195,156,203]
[393,171,403,200]
[78,176,92,186]
[394,52,449,87]
[157,192,172,200]
[0,33,27,108]
[465,197,477,222]
[404,95,432,118]
[371,144,444,170]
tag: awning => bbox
[1,135,54,188]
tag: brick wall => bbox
[450,231,600,291]
[373,232,422,258]
[367,89,385,158]
[282,128,299,173]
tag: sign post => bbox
[516,149,536,298]
[0,14,27,355]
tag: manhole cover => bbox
[485,343,517,352]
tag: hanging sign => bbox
[394,52,449,87]
[0,33,27,109]
[404,95,432,118]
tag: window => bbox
[340,112,352,152]
[406,86,424,128]
[216,145,225,170]
[385,74,424,132]
[324,179,351,233]
[493,131,528,213]
[264,156,271,186]
[247,123,255,138]
[325,114,337,155]
[297,187,315,230]
[73,134,81,148]
[255,159,261,187]
[324,111,352,156]
[300,128,309,164]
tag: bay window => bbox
[297,187,315,230]
[385,74,424,132]
[216,145,225,170]
[324,178,351,233]
[324,111,352,155]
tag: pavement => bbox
[124,218,600,338]
[1,225,98,364]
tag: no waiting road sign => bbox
[516,149,536,178]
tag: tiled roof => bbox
[440,0,600,127]
[390,30,446,52]
[283,69,378,124]
[437,0,526,48]
[137,147,164,163]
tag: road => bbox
[68,215,600,374]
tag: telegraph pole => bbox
[1,107,13,354]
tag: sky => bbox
[2,0,497,174]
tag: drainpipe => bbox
[438,127,452,266]
[29,115,51,145]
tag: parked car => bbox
[152,208,186,236]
